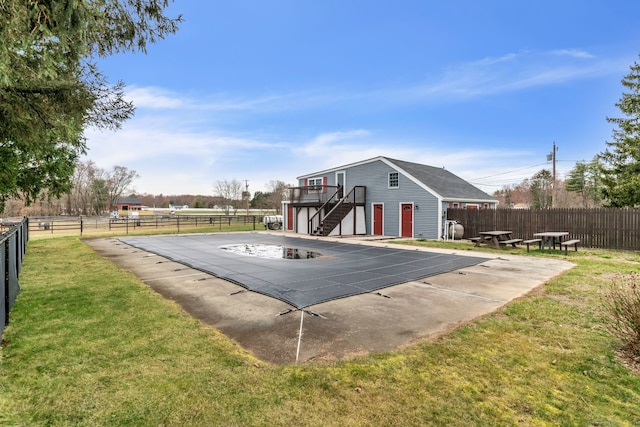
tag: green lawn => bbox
[1,236,639,426]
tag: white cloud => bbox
[85,114,284,168]
[119,49,623,120]
[403,49,620,101]
[125,87,186,109]
[551,49,594,59]
[81,47,625,195]
[84,113,551,195]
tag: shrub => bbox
[602,273,640,357]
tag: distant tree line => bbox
[493,160,603,209]
[0,160,290,216]
[211,179,289,214]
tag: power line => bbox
[471,162,549,181]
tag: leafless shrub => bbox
[602,273,640,358]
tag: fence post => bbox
[2,218,27,336]
[3,238,8,329]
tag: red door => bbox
[401,204,413,238]
[287,205,294,230]
[373,204,383,235]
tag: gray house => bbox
[283,156,497,239]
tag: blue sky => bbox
[85,1,640,196]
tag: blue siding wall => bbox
[299,159,444,238]
[301,160,441,238]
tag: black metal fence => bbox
[447,208,640,251]
[1,217,28,338]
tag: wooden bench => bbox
[522,238,542,252]
[498,238,523,248]
[469,236,490,244]
[469,236,492,246]
[560,239,580,255]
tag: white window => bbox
[388,172,399,188]
[308,177,323,190]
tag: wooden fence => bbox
[447,208,640,251]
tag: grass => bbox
[1,236,640,425]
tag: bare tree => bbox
[65,161,137,215]
[3,198,22,217]
[213,179,244,214]
[106,166,139,211]
[493,181,532,208]
[68,160,101,215]
[266,180,289,214]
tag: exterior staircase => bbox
[310,186,365,236]
[313,199,354,236]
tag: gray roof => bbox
[383,157,495,201]
[117,198,142,204]
[298,156,496,202]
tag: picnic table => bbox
[533,231,569,253]
[473,230,522,250]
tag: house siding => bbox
[296,156,497,239]
[362,159,438,238]
[299,159,440,238]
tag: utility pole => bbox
[547,142,558,208]
[243,180,250,214]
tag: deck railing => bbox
[288,186,341,206]
[306,186,366,235]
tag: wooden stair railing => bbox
[310,186,361,236]
[308,186,342,235]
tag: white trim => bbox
[398,202,414,238]
[296,156,384,180]
[387,171,399,189]
[307,176,323,190]
[335,170,346,193]
[371,202,384,236]
[444,198,497,205]
[379,157,442,201]
[297,155,496,203]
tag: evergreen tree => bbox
[565,158,603,207]
[0,1,181,210]
[529,169,553,209]
[599,55,640,207]
[250,191,270,209]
